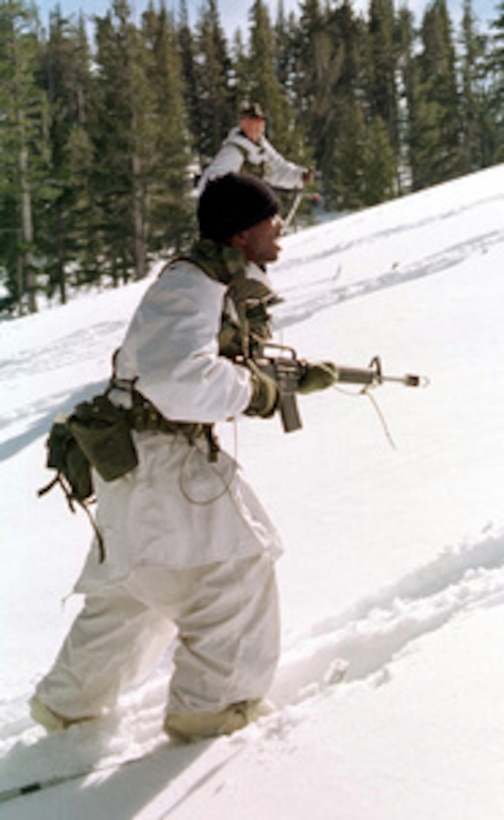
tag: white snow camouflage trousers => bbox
[35,551,280,719]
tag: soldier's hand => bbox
[244,362,280,417]
[302,168,316,185]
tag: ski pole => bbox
[283,190,303,230]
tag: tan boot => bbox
[29,695,98,732]
[164,698,274,744]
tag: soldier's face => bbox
[239,214,284,264]
[240,117,266,142]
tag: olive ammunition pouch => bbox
[38,415,105,561]
[43,419,94,503]
[67,394,138,482]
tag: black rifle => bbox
[248,343,427,433]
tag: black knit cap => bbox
[198,173,280,243]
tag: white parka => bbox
[75,258,284,593]
[197,127,306,195]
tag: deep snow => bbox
[2,165,504,818]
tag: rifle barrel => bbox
[337,366,425,388]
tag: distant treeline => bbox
[1,0,502,315]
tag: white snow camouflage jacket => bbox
[198,127,306,195]
[75,257,284,591]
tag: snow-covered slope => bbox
[2,165,504,819]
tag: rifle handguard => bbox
[336,365,380,385]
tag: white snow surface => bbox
[2,165,504,818]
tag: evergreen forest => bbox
[1,0,503,315]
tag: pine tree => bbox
[229,28,250,111]
[367,0,399,183]
[396,5,417,191]
[40,8,93,303]
[411,0,463,189]
[141,2,193,252]
[293,0,365,208]
[0,0,49,314]
[487,0,504,161]
[459,0,493,170]
[291,0,335,193]
[193,0,234,165]
[331,105,368,210]
[274,0,297,92]
[291,0,326,152]
[92,0,155,283]
[178,0,200,161]
[362,115,396,204]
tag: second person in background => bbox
[197,102,314,196]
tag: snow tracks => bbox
[271,526,504,704]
